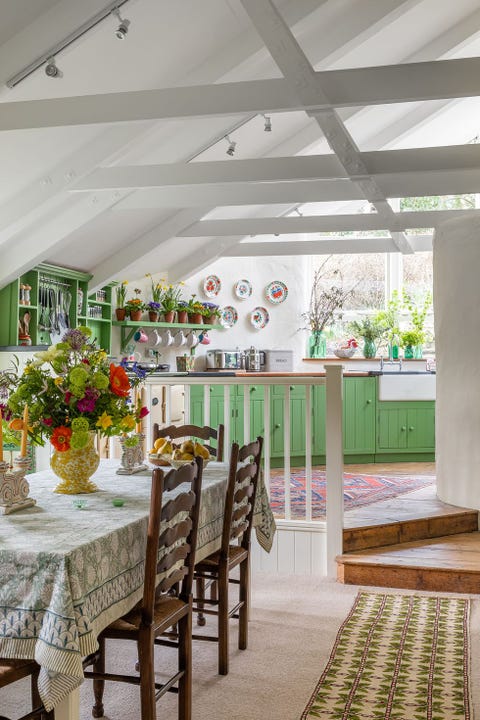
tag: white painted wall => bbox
[113,255,311,371]
[434,215,480,509]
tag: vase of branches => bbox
[302,258,356,359]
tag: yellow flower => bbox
[96,412,113,430]
[120,414,136,431]
[33,345,62,366]
[54,377,63,386]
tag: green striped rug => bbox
[302,592,471,720]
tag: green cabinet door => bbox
[377,402,435,453]
[270,385,307,458]
[343,377,376,454]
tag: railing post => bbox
[325,365,344,577]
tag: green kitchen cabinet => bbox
[377,401,435,456]
[189,384,264,447]
[343,377,376,455]
[271,384,309,459]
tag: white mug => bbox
[186,332,198,348]
[161,329,174,347]
[148,329,162,347]
[173,330,187,347]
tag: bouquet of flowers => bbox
[5,327,148,452]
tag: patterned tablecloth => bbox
[0,460,275,711]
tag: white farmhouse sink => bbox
[378,373,436,401]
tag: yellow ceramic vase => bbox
[51,433,100,494]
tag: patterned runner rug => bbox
[302,592,471,720]
[269,470,435,519]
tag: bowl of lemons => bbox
[148,437,174,466]
[148,437,213,468]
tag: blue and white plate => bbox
[234,279,252,299]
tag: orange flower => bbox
[51,426,72,452]
[109,364,131,397]
[8,418,23,431]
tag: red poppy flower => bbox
[109,364,131,397]
[139,405,149,419]
[51,426,72,452]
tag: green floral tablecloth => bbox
[0,460,275,711]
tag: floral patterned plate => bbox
[203,274,221,298]
[234,279,252,299]
[250,306,270,329]
[220,306,238,328]
[265,280,288,304]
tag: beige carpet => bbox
[2,575,480,719]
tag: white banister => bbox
[305,384,313,522]
[325,365,344,577]
[263,384,271,494]
[283,384,291,520]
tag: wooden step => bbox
[343,510,478,552]
[337,531,480,593]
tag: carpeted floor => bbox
[268,469,435,519]
[2,575,479,720]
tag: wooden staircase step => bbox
[337,531,480,593]
[343,510,478,552]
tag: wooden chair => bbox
[153,422,225,461]
[84,458,203,720]
[193,436,263,675]
[0,660,53,720]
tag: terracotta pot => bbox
[203,315,218,325]
[115,308,126,321]
[177,310,189,324]
[164,311,176,323]
[189,313,204,325]
[148,312,159,322]
[130,310,143,321]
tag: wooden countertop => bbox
[232,371,370,377]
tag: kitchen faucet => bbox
[380,356,402,372]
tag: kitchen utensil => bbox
[244,347,265,372]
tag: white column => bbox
[434,215,480,508]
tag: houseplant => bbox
[5,326,148,493]
[145,273,164,321]
[202,302,221,325]
[114,280,128,321]
[185,295,206,324]
[349,316,385,358]
[400,329,425,359]
[161,283,184,323]
[125,288,145,321]
[146,301,161,322]
[302,259,356,358]
[402,290,432,358]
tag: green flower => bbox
[124,435,139,448]
[71,417,89,432]
[69,366,89,386]
[70,431,89,449]
[92,372,109,390]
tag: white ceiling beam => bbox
[2,55,480,131]
[113,180,363,208]
[72,143,480,191]
[178,209,480,237]
[223,234,434,256]
[241,0,413,255]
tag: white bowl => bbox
[333,347,356,358]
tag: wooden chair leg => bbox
[239,557,249,650]
[92,636,105,719]
[138,629,156,720]
[218,565,229,675]
[178,610,192,720]
[196,576,206,626]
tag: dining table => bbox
[0,459,275,719]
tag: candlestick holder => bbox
[116,433,148,475]
[0,456,36,514]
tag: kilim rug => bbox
[268,470,435,519]
[301,592,471,720]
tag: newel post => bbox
[325,365,344,577]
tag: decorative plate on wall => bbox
[220,306,238,328]
[234,279,253,299]
[265,280,288,304]
[203,275,221,297]
[250,306,270,329]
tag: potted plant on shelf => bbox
[301,258,356,358]
[185,295,206,325]
[161,283,184,323]
[176,301,189,324]
[145,274,164,321]
[402,289,432,359]
[202,302,221,325]
[114,280,128,321]
[125,288,145,321]
[349,316,385,358]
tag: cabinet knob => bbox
[275,423,281,429]
[250,387,256,392]
[289,385,295,391]
[209,388,213,392]
[401,426,406,431]
[366,399,372,404]
[409,426,415,431]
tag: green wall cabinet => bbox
[343,377,376,455]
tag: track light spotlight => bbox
[45,57,61,78]
[113,8,130,39]
[225,135,236,157]
[262,114,272,132]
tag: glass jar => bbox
[308,331,327,358]
[363,338,376,358]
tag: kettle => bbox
[244,346,265,372]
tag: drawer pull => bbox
[366,399,372,404]
[409,426,415,431]
[401,426,406,431]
